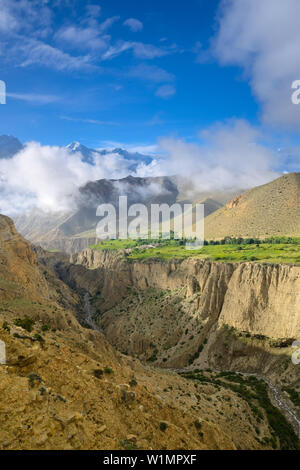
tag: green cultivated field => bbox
[90,238,300,264]
[127,243,300,263]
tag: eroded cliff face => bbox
[219,263,300,339]
[60,247,300,426]
[69,249,300,340]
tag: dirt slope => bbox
[204,173,300,239]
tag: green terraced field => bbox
[127,243,300,263]
[90,239,300,263]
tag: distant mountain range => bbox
[0,134,154,169]
[66,141,153,170]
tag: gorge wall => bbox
[51,250,298,388]
[54,249,300,430]
[68,249,300,340]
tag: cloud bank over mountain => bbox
[0,141,156,214]
[0,119,291,214]
[156,120,279,191]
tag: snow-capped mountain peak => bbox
[65,142,153,167]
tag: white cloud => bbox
[60,116,119,126]
[156,120,279,190]
[0,2,169,73]
[102,41,167,60]
[131,42,168,59]
[212,0,300,129]
[124,18,143,32]
[128,65,176,99]
[0,143,98,213]
[130,144,159,155]
[101,41,131,60]
[155,84,176,98]
[0,1,97,72]
[99,16,120,32]
[55,25,109,51]
[7,92,60,104]
[0,1,19,33]
[98,141,160,155]
[128,64,174,83]
[276,147,300,172]
[0,0,52,35]
[0,142,148,213]
[86,4,102,18]
[19,39,95,71]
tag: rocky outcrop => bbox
[219,263,300,339]
[0,215,48,299]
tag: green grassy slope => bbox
[90,238,300,264]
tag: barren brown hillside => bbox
[204,173,300,239]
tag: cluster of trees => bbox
[113,233,299,247]
[204,236,299,246]
[142,235,299,246]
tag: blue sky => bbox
[0,0,262,148]
[0,0,300,214]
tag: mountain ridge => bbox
[204,172,300,239]
[66,141,153,167]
